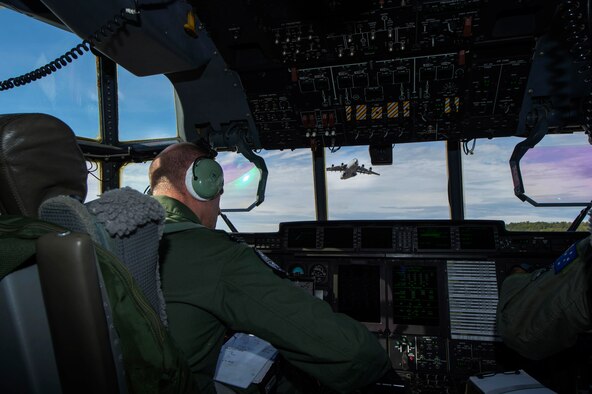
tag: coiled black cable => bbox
[0,8,139,92]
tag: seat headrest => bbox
[39,188,168,326]
[0,113,87,217]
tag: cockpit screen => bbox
[361,227,393,249]
[392,265,439,326]
[287,227,317,248]
[417,227,451,250]
[338,265,381,323]
[459,226,496,250]
[323,227,354,248]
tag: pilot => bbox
[149,142,393,393]
[497,222,592,360]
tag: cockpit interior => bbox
[1,0,591,392]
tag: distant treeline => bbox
[506,221,590,232]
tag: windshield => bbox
[218,152,259,211]
[325,143,449,220]
[86,161,101,202]
[463,134,589,229]
[119,150,315,233]
[0,9,99,139]
[217,149,315,232]
[117,66,177,141]
[520,135,592,205]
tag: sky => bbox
[1,8,591,233]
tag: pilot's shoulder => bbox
[217,230,247,244]
[165,222,233,241]
[208,229,254,251]
[202,227,244,242]
[213,232,288,276]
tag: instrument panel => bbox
[191,0,590,150]
[238,220,590,392]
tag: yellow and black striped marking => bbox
[444,97,452,114]
[371,105,383,120]
[345,105,352,121]
[454,96,460,112]
[356,104,367,121]
[386,101,399,119]
[387,102,399,118]
[403,100,410,118]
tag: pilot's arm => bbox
[215,240,391,392]
[497,235,592,360]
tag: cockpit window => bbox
[463,136,585,229]
[216,149,315,232]
[325,143,449,220]
[117,66,177,141]
[520,134,592,206]
[86,161,101,202]
[0,9,100,139]
[120,162,151,194]
[218,152,260,211]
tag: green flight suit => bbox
[154,196,391,394]
[497,235,592,360]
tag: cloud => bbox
[117,69,175,111]
[120,162,151,192]
[217,149,316,230]
[520,146,592,203]
[325,143,449,220]
[85,161,102,202]
[87,87,99,104]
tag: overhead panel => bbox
[190,0,581,150]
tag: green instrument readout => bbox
[392,265,439,326]
[417,227,451,250]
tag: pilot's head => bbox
[149,142,224,229]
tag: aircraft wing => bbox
[357,166,380,176]
[326,164,347,172]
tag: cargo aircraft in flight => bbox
[326,158,380,179]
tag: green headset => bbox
[184,157,225,201]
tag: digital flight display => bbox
[417,227,451,250]
[338,265,381,323]
[392,265,439,326]
[287,227,317,248]
[361,227,393,249]
[323,227,354,248]
[459,226,496,250]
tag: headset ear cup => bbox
[185,158,224,201]
[185,165,204,201]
